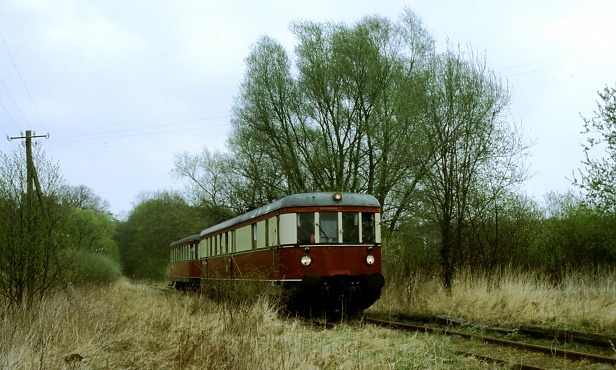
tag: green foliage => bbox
[462,191,542,273]
[171,12,616,288]
[533,192,616,279]
[65,207,120,260]
[178,10,436,228]
[576,84,616,211]
[0,147,73,308]
[0,146,123,307]
[174,11,531,291]
[384,192,543,281]
[383,220,440,279]
[115,191,210,280]
[414,45,529,288]
[67,250,122,285]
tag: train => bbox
[169,192,384,316]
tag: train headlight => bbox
[301,254,312,266]
[333,192,342,201]
[366,254,375,265]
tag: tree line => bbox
[174,10,531,289]
[2,11,615,309]
[0,146,121,308]
[173,10,615,287]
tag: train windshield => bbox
[362,212,376,243]
[296,211,378,244]
[318,212,338,243]
[342,212,359,242]
[297,213,315,243]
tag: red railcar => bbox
[169,234,201,290]
[171,192,385,315]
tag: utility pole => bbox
[8,130,49,204]
[8,130,75,303]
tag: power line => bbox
[498,48,616,78]
[48,117,231,143]
[0,123,9,137]
[0,28,48,133]
[0,77,27,132]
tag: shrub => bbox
[68,251,123,285]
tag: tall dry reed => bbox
[375,267,616,333]
[1,279,496,369]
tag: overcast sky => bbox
[1,0,615,217]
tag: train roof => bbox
[200,192,379,237]
[169,233,200,248]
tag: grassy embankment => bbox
[375,268,616,334]
[1,269,614,369]
[1,280,489,369]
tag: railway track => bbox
[136,280,615,367]
[363,315,616,369]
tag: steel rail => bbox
[454,350,546,370]
[364,318,616,366]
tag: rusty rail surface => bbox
[364,317,616,366]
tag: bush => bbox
[68,251,123,285]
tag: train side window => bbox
[252,223,257,250]
[297,213,315,244]
[318,212,338,243]
[224,232,229,253]
[268,217,278,247]
[342,212,359,243]
[362,212,376,243]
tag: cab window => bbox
[319,212,338,243]
[342,212,359,243]
[362,212,376,243]
[297,213,315,244]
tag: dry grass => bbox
[1,279,495,369]
[374,268,616,333]
[3,269,613,369]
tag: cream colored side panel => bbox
[257,220,266,248]
[279,213,296,245]
[236,225,251,252]
[199,239,207,258]
[268,217,278,246]
[375,213,382,243]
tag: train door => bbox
[226,232,234,279]
[269,215,280,279]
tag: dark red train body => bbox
[169,234,201,290]
[169,192,385,315]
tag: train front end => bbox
[276,192,385,316]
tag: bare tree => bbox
[418,47,530,290]
[0,146,72,308]
[178,11,436,225]
[64,185,111,213]
[575,84,616,211]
